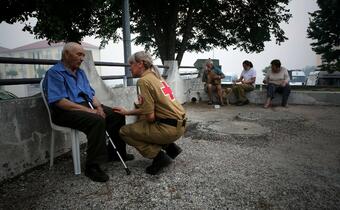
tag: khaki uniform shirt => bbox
[136,69,185,120]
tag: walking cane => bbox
[79,93,131,175]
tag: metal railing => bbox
[0,57,188,86]
[1,57,338,91]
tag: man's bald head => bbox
[61,42,85,72]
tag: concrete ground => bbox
[1,103,340,209]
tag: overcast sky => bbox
[0,0,319,81]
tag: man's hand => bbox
[95,106,106,118]
[92,96,106,118]
[281,81,288,87]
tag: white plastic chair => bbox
[40,79,81,175]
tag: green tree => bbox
[5,69,18,78]
[1,0,292,65]
[262,65,271,77]
[129,0,291,65]
[0,0,121,43]
[36,67,47,78]
[307,0,340,72]
[302,65,317,77]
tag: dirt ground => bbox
[1,103,339,209]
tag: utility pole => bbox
[122,0,132,86]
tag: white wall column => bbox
[164,60,186,104]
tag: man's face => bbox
[64,44,85,71]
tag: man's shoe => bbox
[164,143,182,159]
[85,164,109,182]
[109,153,135,162]
[146,151,172,175]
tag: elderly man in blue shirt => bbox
[43,42,133,182]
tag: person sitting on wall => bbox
[263,59,291,108]
[43,42,134,183]
[202,59,225,105]
[231,60,256,106]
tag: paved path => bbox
[1,104,339,209]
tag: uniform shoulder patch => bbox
[160,81,175,101]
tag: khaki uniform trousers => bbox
[120,119,186,159]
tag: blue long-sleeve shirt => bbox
[43,62,95,105]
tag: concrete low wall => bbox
[0,86,137,182]
[196,88,340,106]
[246,90,340,105]
[0,96,53,182]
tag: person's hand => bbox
[214,75,221,80]
[87,107,97,115]
[112,106,128,115]
[95,106,106,118]
[281,81,287,87]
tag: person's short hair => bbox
[242,60,253,68]
[62,42,81,60]
[270,59,281,68]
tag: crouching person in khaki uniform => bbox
[113,51,186,175]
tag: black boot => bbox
[85,164,109,182]
[164,143,182,159]
[146,151,172,175]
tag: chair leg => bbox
[71,130,81,175]
[50,130,55,169]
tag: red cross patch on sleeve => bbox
[160,81,175,101]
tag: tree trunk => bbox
[175,7,194,66]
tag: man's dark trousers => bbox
[51,103,126,165]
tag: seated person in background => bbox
[202,59,225,105]
[232,60,256,106]
[44,42,133,183]
[263,59,291,108]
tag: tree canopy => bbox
[0,0,121,43]
[307,0,340,72]
[1,0,292,65]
